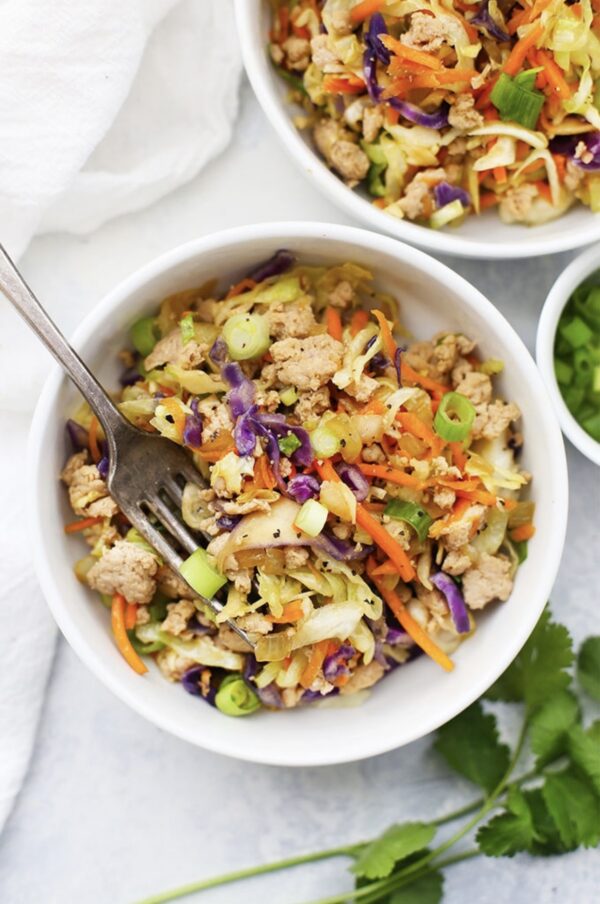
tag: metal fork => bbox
[0,243,252,645]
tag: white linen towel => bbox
[0,0,242,833]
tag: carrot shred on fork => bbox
[88,416,101,463]
[316,459,416,581]
[367,561,454,672]
[349,0,384,23]
[325,306,343,341]
[300,639,330,689]
[64,516,104,534]
[111,594,147,675]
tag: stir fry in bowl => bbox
[269,0,600,229]
[61,251,534,715]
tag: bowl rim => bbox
[28,221,569,765]
[234,0,600,261]
[536,243,600,467]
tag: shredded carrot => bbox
[254,454,277,490]
[371,309,397,359]
[358,462,425,489]
[276,6,289,43]
[323,75,366,94]
[316,459,416,582]
[350,308,370,336]
[455,488,498,506]
[88,416,101,463]
[503,23,544,76]
[493,166,508,185]
[386,105,401,125]
[196,429,236,462]
[381,35,442,70]
[510,522,536,542]
[370,558,398,577]
[350,0,384,23]
[449,441,467,472]
[368,565,454,672]
[502,498,519,511]
[479,192,499,210]
[124,602,138,630]
[361,501,386,512]
[552,153,567,182]
[161,397,187,440]
[474,76,499,110]
[64,516,104,534]
[326,306,343,341]
[382,69,478,96]
[292,23,311,39]
[534,49,572,99]
[300,639,330,689]
[226,277,257,299]
[111,594,147,675]
[396,412,444,456]
[267,600,305,624]
[359,398,386,415]
[507,7,527,34]
[401,361,449,397]
[534,181,553,203]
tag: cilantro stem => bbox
[132,844,364,904]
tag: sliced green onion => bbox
[279,386,298,406]
[434,391,476,442]
[127,630,165,655]
[131,316,159,357]
[310,425,341,459]
[215,674,260,717]
[480,358,504,376]
[513,540,529,564]
[562,384,585,415]
[430,199,464,230]
[490,72,544,130]
[581,411,600,442]
[367,161,387,198]
[384,499,432,543]
[294,499,328,537]
[222,312,271,361]
[148,596,169,623]
[594,365,600,394]
[179,313,195,346]
[278,433,302,456]
[179,548,227,598]
[560,315,593,349]
[554,358,573,386]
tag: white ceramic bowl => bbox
[29,223,568,766]
[537,243,600,466]
[235,0,600,260]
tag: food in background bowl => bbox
[61,250,533,716]
[269,0,600,230]
[554,272,600,443]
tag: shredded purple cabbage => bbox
[181,665,217,705]
[257,413,313,468]
[431,571,470,634]
[335,462,370,501]
[234,404,259,456]
[119,365,142,387]
[394,346,403,385]
[323,643,355,682]
[222,362,256,418]
[370,351,390,372]
[301,687,339,704]
[471,1,510,43]
[243,655,283,708]
[65,419,89,452]
[313,533,375,561]
[287,474,321,503]
[246,249,296,283]
[386,627,414,646]
[209,336,228,366]
[550,132,600,172]
[365,13,390,65]
[434,182,471,209]
[97,456,109,479]
[216,514,242,531]
[187,615,215,636]
[389,99,449,129]
[183,413,203,449]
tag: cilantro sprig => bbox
[134,611,600,904]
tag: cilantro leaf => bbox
[521,788,566,857]
[434,701,510,793]
[530,690,580,766]
[486,610,573,711]
[577,637,600,701]
[352,823,436,880]
[568,725,600,795]
[476,787,539,857]
[389,871,444,904]
[542,769,600,849]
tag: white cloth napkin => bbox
[0,0,242,833]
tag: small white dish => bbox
[537,243,600,466]
[29,222,568,766]
[234,0,600,260]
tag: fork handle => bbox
[0,243,129,443]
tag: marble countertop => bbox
[0,81,598,904]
